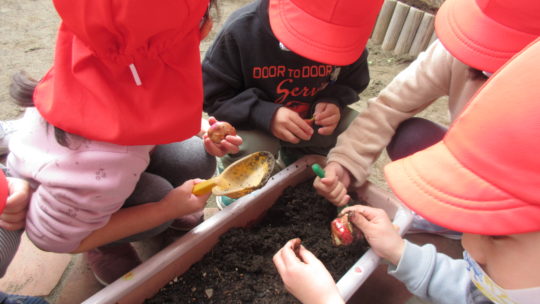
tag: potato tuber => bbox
[330,212,363,246]
[207,121,237,144]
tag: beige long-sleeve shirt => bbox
[328,40,487,187]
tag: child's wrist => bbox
[322,293,345,304]
[387,239,405,266]
[155,199,178,221]
[309,290,344,304]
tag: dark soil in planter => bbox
[146,179,369,304]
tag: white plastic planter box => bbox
[83,155,413,304]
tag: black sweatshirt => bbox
[202,0,370,133]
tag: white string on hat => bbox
[129,63,142,86]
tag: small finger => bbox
[281,240,301,265]
[281,129,301,144]
[0,221,24,231]
[328,182,345,200]
[314,181,336,200]
[224,135,243,146]
[337,193,351,207]
[219,141,240,154]
[349,206,382,224]
[314,110,331,122]
[208,117,218,125]
[341,204,369,213]
[273,250,285,273]
[290,125,312,141]
[296,245,318,264]
[316,115,339,127]
[313,176,323,189]
[348,210,371,232]
[289,115,313,137]
[314,102,326,114]
[320,177,338,190]
[203,137,217,150]
[4,200,28,213]
[317,126,334,136]
[0,212,25,224]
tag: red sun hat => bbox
[269,0,383,66]
[385,38,540,236]
[33,0,209,145]
[0,171,7,214]
[435,0,540,74]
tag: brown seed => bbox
[292,238,302,257]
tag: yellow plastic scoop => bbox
[192,151,275,199]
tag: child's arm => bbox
[273,239,345,304]
[343,205,405,265]
[307,52,370,137]
[313,162,352,207]
[20,147,205,253]
[73,179,210,252]
[0,177,31,231]
[345,206,481,304]
[388,242,480,304]
[0,177,29,277]
[202,117,243,157]
[326,40,455,188]
[271,107,314,144]
[312,102,340,136]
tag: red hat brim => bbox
[269,0,382,66]
[385,143,540,235]
[384,38,540,235]
[435,0,539,73]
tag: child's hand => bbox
[273,239,345,304]
[0,177,31,230]
[203,117,243,157]
[342,205,405,266]
[313,162,351,206]
[313,102,340,135]
[271,107,314,144]
[162,179,211,217]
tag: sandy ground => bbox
[0,0,449,189]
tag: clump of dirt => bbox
[146,179,369,304]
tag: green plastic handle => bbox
[311,164,325,178]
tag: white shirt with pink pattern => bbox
[7,108,154,253]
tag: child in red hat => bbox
[6,0,242,285]
[314,0,540,236]
[202,0,383,208]
[275,38,540,304]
